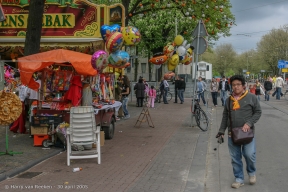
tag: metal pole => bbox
[0,56,4,91]
[191,20,202,127]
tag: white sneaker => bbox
[249,175,256,185]
[123,114,130,120]
[231,182,244,189]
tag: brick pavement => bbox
[0,99,204,192]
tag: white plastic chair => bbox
[66,106,101,166]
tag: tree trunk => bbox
[133,46,139,81]
[24,0,45,56]
[148,52,152,81]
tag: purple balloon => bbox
[91,50,108,72]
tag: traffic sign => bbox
[278,60,288,69]
[282,68,288,72]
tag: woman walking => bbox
[134,78,145,107]
[210,77,219,107]
[254,79,264,101]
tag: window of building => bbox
[141,63,146,73]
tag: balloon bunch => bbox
[91,24,141,72]
[164,35,193,71]
[149,35,193,71]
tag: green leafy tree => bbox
[212,43,236,76]
[91,0,235,80]
[257,28,288,75]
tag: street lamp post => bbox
[221,56,226,75]
[247,55,252,72]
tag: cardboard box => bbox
[92,131,105,148]
[31,126,48,135]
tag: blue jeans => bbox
[163,87,168,103]
[228,137,256,183]
[177,89,184,102]
[220,90,227,105]
[265,90,270,101]
[211,92,218,106]
[276,87,282,100]
[121,97,129,116]
[197,91,206,105]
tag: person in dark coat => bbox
[134,78,146,107]
[173,76,180,103]
[264,77,273,101]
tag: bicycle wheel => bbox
[155,95,160,103]
[195,108,209,131]
[167,92,172,101]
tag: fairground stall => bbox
[18,49,122,147]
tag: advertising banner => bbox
[0,0,102,38]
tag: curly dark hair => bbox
[230,75,245,85]
[122,75,130,87]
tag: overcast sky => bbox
[215,0,288,53]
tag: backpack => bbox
[159,81,164,90]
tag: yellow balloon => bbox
[167,54,179,71]
[169,54,179,66]
[174,35,184,46]
[168,63,177,71]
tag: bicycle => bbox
[191,91,209,131]
[155,89,172,103]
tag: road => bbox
[0,96,287,192]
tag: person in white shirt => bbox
[27,75,42,106]
[10,76,29,134]
[272,75,284,100]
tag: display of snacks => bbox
[0,91,22,125]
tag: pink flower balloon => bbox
[91,50,108,72]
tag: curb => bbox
[0,148,64,182]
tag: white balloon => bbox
[177,46,187,57]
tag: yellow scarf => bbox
[230,90,248,110]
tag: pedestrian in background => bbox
[216,75,262,189]
[134,78,145,107]
[272,75,284,100]
[173,76,180,103]
[148,85,156,108]
[254,79,264,101]
[177,77,186,104]
[158,77,164,103]
[162,78,170,104]
[218,76,230,106]
[196,76,206,105]
[210,77,219,107]
[121,75,131,119]
[143,78,149,102]
[264,77,273,101]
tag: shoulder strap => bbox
[228,97,232,131]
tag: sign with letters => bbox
[0,0,124,38]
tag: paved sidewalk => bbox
[0,99,208,192]
[205,98,288,192]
